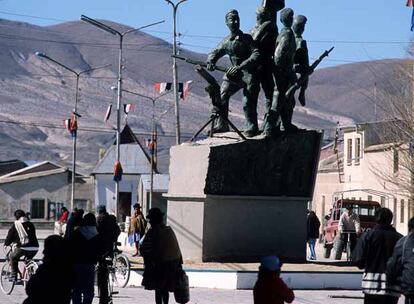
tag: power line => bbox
[0,118,195,138]
[0,10,69,22]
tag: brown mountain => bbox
[0,18,403,172]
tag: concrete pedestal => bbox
[165,131,322,263]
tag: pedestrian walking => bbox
[96,205,121,304]
[68,213,103,304]
[307,210,320,260]
[141,208,184,304]
[387,217,414,304]
[128,203,147,256]
[55,206,69,236]
[23,235,75,304]
[353,208,402,304]
[65,208,84,239]
[253,256,295,304]
[4,209,39,281]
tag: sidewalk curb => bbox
[127,269,363,290]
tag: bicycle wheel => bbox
[23,261,38,288]
[0,263,15,295]
[113,254,130,288]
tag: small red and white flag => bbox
[154,81,192,99]
[104,104,112,122]
[124,103,135,115]
[154,82,172,93]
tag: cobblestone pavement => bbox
[0,286,406,304]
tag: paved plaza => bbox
[0,286,406,304]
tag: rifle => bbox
[194,66,221,109]
[173,54,245,87]
[172,55,229,74]
[286,47,334,101]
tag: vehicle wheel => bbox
[0,263,15,295]
[23,261,38,288]
[324,243,333,259]
[113,254,130,288]
[334,237,344,260]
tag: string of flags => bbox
[102,81,193,123]
[154,81,193,99]
[407,0,414,31]
[103,103,135,122]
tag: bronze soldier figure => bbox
[282,15,310,129]
[207,9,261,137]
[263,8,297,136]
[251,6,278,116]
[292,15,310,108]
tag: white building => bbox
[91,124,152,222]
[313,121,412,234]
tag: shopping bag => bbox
[174,270,190,304]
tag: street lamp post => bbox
[36,51,109,211]
[164,0,188,145]
[110,86,171,211]
[81,16,164,216]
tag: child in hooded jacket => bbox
[253,256,294,304]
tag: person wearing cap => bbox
[336,205,361,260]
[206,9,261,137]
[140,208,183,304]
[128,203,147,257]
[253,256,294,304]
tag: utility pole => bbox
[81,16,163,217]
[36,52,109,211]
[109,87,171,212]
[165,0,188,145]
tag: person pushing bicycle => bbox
[4,209,39,281]
[338,206,361,259]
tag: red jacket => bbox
[59,210,69,223]
[253,272,294,304]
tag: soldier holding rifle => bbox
[206,9,261,137]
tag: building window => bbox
[31,199,45,219]
[393,148,399,174]
[401,199,405,224]
[355,138,361,165]
[367,195,373,201]
[380,196,386,207]
[347,138,353,166]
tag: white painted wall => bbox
[94,174,139,215]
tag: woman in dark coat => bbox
[140,208,183,304]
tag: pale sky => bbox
[0,0,412,67]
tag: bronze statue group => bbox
[202,1,314,138]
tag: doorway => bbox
[118,192,132,222]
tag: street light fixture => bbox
[35,51,110,211]
[81,15,164,217]
[110,86,172,211]
[164,0,188,145]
